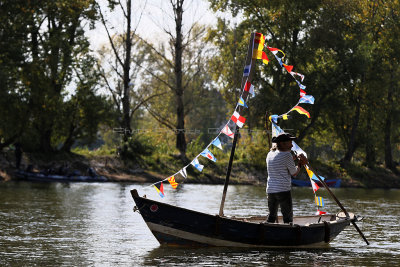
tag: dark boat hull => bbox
[292,178,341,188]
[131,189,354,247]
[14,170,108,183]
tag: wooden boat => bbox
[131,33,369,247]
[292,178,341,188]
[131,189,356,247]
[14,170,108,183]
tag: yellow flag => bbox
[168,176,178,189]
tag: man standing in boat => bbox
[266,133,307,224]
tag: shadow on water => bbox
[143,245,400,266]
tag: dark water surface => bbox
[1,181,399,266]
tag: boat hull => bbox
[131,189,353,247]
[292,179,341,188]
[14,170,108,183]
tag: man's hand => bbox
[297,154,308,166]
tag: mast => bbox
[219,33,257,217]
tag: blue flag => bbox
[191,158,204,172]
[212,138,223,150]
[201,149,217,162]
[238,96,248,108]
[299,95,315,104]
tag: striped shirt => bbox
[266,150,298,193]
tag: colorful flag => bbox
[243,81,254,94]
[305,166,315,180]
[311,180,320,193]
[243,64,251,77]
[201,148,217,162]
[212,138,223,150]
[290,106,310,118]
[267,46,285,58]
[292,141,307,158]
[252,50,269,64]
[271,122,284,137]
[231,111,246,128]
[153,183,165,198]
[283,63,293,73]
[300,89,306,97]
[167,176,178,189]
[296,80,306,89]
[221,124,234,138]
[299,95,315,104]
[315,209,327,215]
[254,32,265,51]
[269,115,279,123]
[191,158,204,172]
[238,96,248,108]
[179,167,187,179]
[315,196,324,206]
[282,114,288,120]
[290,71,305,82]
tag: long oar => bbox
[305,163,369,245]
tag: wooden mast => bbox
[219,33,257,217]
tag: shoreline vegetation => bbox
[1,148,399,189]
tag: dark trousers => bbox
[267,190,293,223]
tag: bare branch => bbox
[134,34,174,68]
[97,3,125,67]
[130,91,169,118]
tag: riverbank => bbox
[1,150,399,188]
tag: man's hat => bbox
[271,133,296,143]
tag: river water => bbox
[0,181,399,266]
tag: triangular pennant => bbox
[179,167,187,179]
[269,115,279,123]
[283,63,293,73]
[300,89,306,97]
[296,80,306,89]
[167,176,178,189]
[191,158,204,172]
[292,141,307,158]
[221,124,234,138]
[153,183,165,198]
[238,96,248,108]
[315,208,327,215]
[311,180,320,193]
[200,148,217,162]
[212,138,223,150]
[290,71,305,82]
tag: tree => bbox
[133,0,210,161]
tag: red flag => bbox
[315,209,327,215]
[231,111,246,128]
[311,180,320,193]
[290,105,310,118]
[283,63,293,73]
[300,89,306,97]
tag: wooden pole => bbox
[306,163,370,245]
[219,33,257,217]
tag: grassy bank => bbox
[1,146,399,188]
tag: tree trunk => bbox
[384,70,396,172]
[365,113,375,168]
[342,93,361,165]
[174,0,187,160]
[122,0,133,142]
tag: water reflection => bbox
[0,181,399,266]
